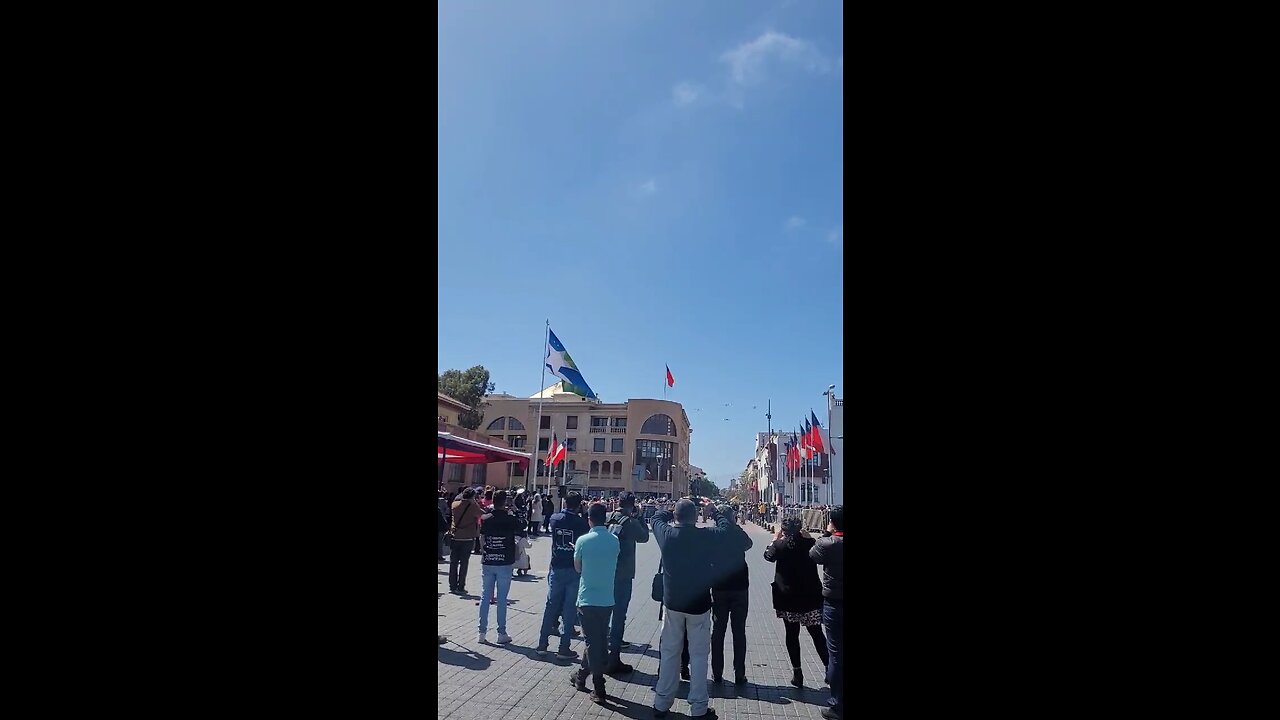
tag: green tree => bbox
[438,366,495,430]
[689,475,718,499]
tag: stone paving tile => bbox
[438,520,834,718]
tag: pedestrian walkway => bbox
[437,519,834,718]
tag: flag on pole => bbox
[546,432,566,468]
[545,328,597,399]
[800,420,812,460]
[809,410,826,453]
[666,365,675,388]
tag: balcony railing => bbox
[589,427,607,433]
[610,427,626,433]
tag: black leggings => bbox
[784,620,830,669]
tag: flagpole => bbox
[526,320,550,496]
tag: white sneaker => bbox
[477,631,487,644]
[496,633,512,644]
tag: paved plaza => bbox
[437,519,835,719]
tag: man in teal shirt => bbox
[571,503,620,704]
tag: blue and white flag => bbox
[545,328,597,399]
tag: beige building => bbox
[438,392,470,426]
[481,382,693,498]
[437,391,516,493]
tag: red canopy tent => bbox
[437,431,531,475]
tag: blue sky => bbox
[439,1,843,488]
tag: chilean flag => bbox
[666,365,675,388]
[808,410,826,454]
[546,433,566,467]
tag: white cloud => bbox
[639,179,657,196]
[672,82,703,106]
[720,31,830,85]
[786,216,806,230]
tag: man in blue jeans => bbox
[537,492,588,659]
[603,492,649,675]
[477,490,526,644]
[810,505,844,720]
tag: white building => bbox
[828,396,843,506]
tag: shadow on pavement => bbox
[437,644,493,671]
[595,694,659,720]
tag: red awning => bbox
[438,432,531,473]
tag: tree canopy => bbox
[438,366,495,430]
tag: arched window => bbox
[507,417,525,431]
[613,461,623,475]
[486,418,506,431]
[590,461,600,474]
[641,414,678,436]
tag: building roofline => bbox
[437,392,471,412]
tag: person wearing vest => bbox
[449,488,483,595]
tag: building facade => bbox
[481,383,693,499]
[437,392,516,493]
[829,396,843,505]
[751,429,832,507]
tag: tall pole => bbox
[827,386,835,507]
[526,320,550,496]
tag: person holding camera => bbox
[651,499,727,719]
[603,492,649,675]
[810,506,844,720]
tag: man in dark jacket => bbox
[708,504,753,685]
[651,499,723,719]
[810,505,844,720]
[603,492,649,674]
[541,496,554,533]
[478,490,525,645]
[537,493,588,659]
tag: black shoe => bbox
[619,640,633,648]
[589,690,606,705]
[790,669,803,687]
[821,709,841,720]
[606,660,633,675]
[735,675,748,686]
[569,674,587,692]
[711,676,723,685]
[652,709,668,719]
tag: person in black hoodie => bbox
[541,495,554,533]
[810,506,844,720]
[764,516,830,688]
[707,504,753,685]
[477,490,525,645]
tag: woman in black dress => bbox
[764,516,831,687]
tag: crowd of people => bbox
[438,484,844,719]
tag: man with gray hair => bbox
[650,499,724,719]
